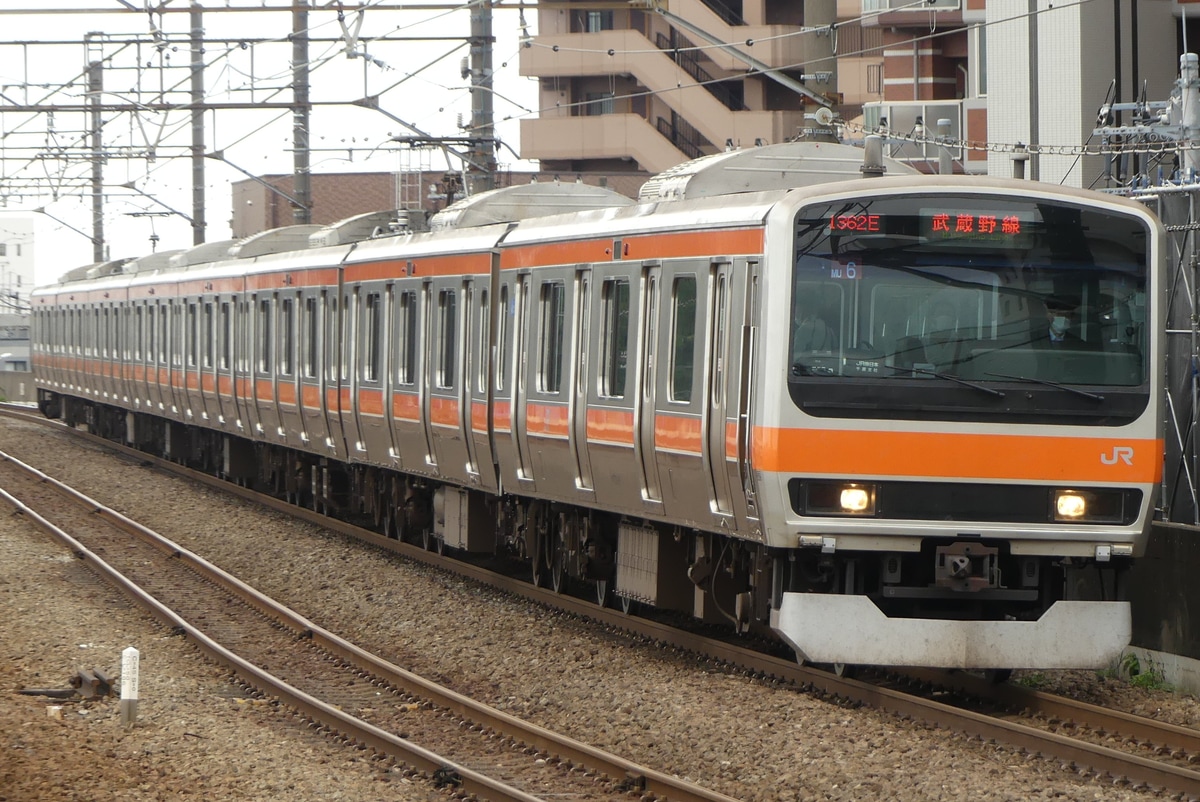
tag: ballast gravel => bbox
[1,415,1196,802]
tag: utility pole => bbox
[86,40,105,263]
[190,2,207,245]
[467,1,496,193]
[293,0,312,224]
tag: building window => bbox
[584,92,614,116]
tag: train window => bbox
[303,297,318,379]
[280,297,295,377]
[437,288,457,390]
[102,308,110,358]
[326,294,338,382]
[496,284,509,393]
[477,288,489,394]
[202,303,213,369]
[341,293,352,382]
[187,304,198,367]
[148,306,156,363]
[363,292,381,383]
[158,304,168,364]
[539,280,565,394]
[599,278,630,398]
[670,275,697,403]
[712,273,727,406]
[396,290,416,385]
[171,303,182,368]
[219,303,231,370]
[134,306,143,360]
[258,298,272,374]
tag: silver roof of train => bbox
[429,180,635,232]
[637,141,919,202]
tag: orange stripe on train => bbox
[500,228,764,269]
[752,427,1163,484]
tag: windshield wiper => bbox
[985,372,1104,402]
[898,366,1006,398]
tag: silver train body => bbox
[31,144,1166,669]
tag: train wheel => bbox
[594,578,610,607]
[985,669,1013,684]
[832,663,857,679]
[618,594,634,615]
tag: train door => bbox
[584,264,642,515]
[510,272,535,490]
[387,283,423,473]
[703,263,735,522]
[457,277,482,485]
[214,298,236,429]
[634,263,663,508]
[524,268,579,501]
[298,290,331,454]
[736,262,762,522]
[354,284,390,465]
[467,272,498,493]
[569,268,594,495]
[233,298,256,440]
[424,277,473,484]
[340,286,365,457]
[321,290,346,460]
[650,261,714,522]
[277,291,307,449]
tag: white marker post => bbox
[120,646,139,728]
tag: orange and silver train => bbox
[31,142,1165,670]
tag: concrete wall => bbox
[0,371,33,403]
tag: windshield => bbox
[789,194,1151,422]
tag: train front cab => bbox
[761,178,1164,669]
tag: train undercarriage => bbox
[41,391,1133,670]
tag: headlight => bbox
[805,482,877,516]
[1053,489,1125,523]
[1055,491,1087,519]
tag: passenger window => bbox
[437,288,457,390]
[539,280,565,394]
[477,288,489,394]
[280,298,295,377]
[303,297,318,379]
[220,303,231,370]
[396,291,416,385]
[258,298,272,373]
[364,292,381,382]
[496,284,509,393]
[187,304,198,367]
[600,278,630,398]
[670,275,697,403]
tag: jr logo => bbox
[1101,446,1134,466]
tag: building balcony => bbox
[522,30,808,161]
[520,114,698,175]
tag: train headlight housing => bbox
[1052,489,1125,523]
[1055,491,1087,520]
[803,481,877,516]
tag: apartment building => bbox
[519,1,1188,186]
[520,1,838,177]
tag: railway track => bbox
[5,404,1200,799]
[0,442,738,802]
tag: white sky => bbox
[0,1,539,286]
